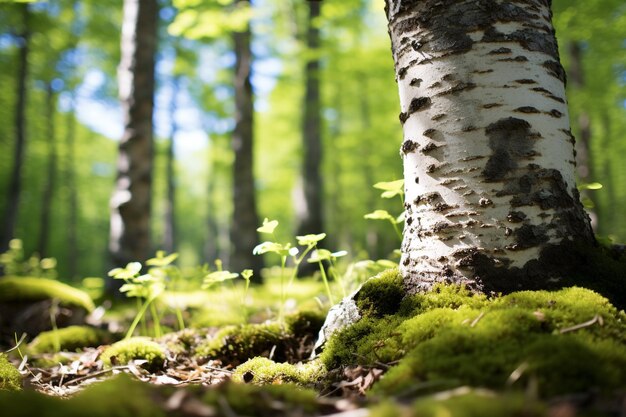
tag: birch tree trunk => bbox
[109,0,158,269]
[384,0,594,294]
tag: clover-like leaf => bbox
[578,182,603,191]
[120,283,148,298]
[202,270,239,289]
[374,179,404,199]
[253,241,285,255]
[289,247,300,257]
[396,212,406,223]
[108,262,142,279]
[257,218,279,234]
[308,249,332,263]
[364,210,394,221]
[331,250,348,258]
[376,259,398,268]
[241,269,253,281]
[146,251,179,267]
[296,233,326,246]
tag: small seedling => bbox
[364,179,405,241]
[108,261,165,339]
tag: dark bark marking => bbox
[514,106,541,114]
[474,69,494,74]
[510,224,549,250]
[483,117,533,181]
[436,82,477,96]
[497,55,529,62]
[429,81,442,89]
[488,47,512,54]
[531,87,566,103]
[400,96,432,125]
[547,109,563,118]
[401,139,419,154]
[483,103,502,109]
[515,79,536,84]
[398,66,409,80]
[507,210,527,223]
[462,125,477,132]
[543,60,567,85]
[423,128,437,138]
[410,78,423,87]
[432,113,446,121]
[421,142,441,153]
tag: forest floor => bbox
[1,270,626,417]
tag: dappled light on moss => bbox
[100,337,165,371]
[27,325,113,354]
[0,354,21,391]
[0,277,95,312]
[321,284,626,398]
[233,357,325,386]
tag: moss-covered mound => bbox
[0,374,163,417]
[233,357,325,386]
[321,270,626,399]
[0,354,21,391]
[28,326,113,354]
[0,277,94,312]
[100,337,165,371]
[195,310,325,365]
[371,389,547,417]
[0,373,326,417]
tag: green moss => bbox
[0,354,21,391]
[0,374,164,417]
[195,322,286,365]
[233,357,326,386]
[27,325,113,354]
[370,391,547,417]
[322,285,626,398]
[354,268,405,317]
[284,310,325,338]
[202,380,321,416]
[0,277,95,312]
[100,337,165,371]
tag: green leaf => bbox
[257,218,279,234]
[108,262,142,279]
[241,269,253,281]
[578,182,603,191]
[364,210,394,221]
[331,250,348,258]
[308,249,332,263]
[252,241,285,255]
[296,233,326,246]
[146,251,179,267]
[374,179,404,190]
[202,270,239,289]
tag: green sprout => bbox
[306,248,347,304]
[364,179,405,241]
[109,261,166,339]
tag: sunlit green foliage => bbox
[27,325,113,355]
[0,354,21,392]
[0,276,94,312]
[100,337,166,372]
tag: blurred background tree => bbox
[0,0,624,283]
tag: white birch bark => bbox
[385,0,593,293]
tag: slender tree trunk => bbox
[230,0,263,280]
[1,4,30,254]
[163,77,180,254]
[385,0,594,294]
[109,0,158,272]
[65,94,79,279]
[37,83,58,258]
[568,41,597,230]
[296,0,324,238]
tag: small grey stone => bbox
[311,287,362,357]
